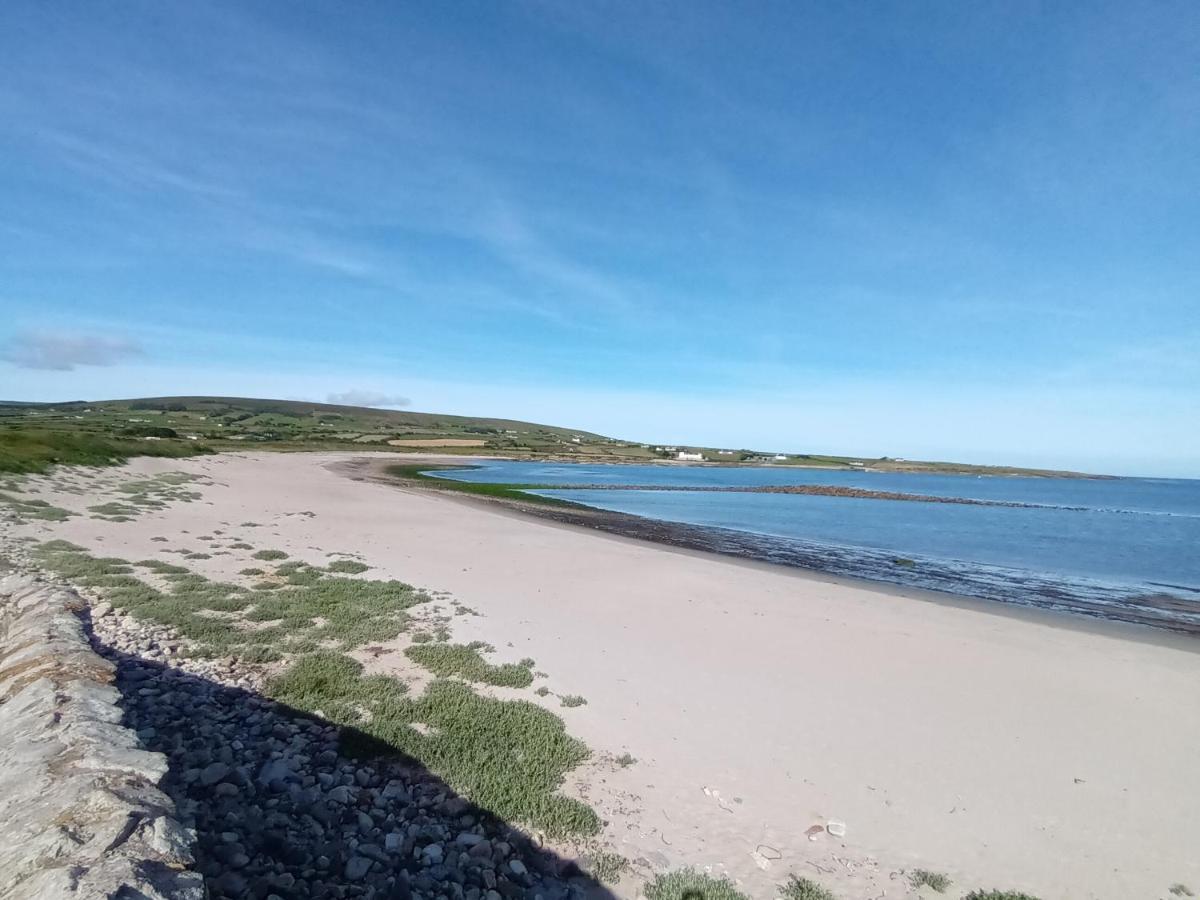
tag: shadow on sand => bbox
[92,628,621,900]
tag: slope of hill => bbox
[0,396,1105,477]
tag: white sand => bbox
[9,451,1199,900]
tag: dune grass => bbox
[911,870,952,893]
[780,877,836,900]
[0,492,75,521]
[0,428,210,474]
[34,540,600,839]
[405,642,535,688]
[962,892,1041,900]
[267,651,597,837]
[253,548,288,561]
[644,869,748,900]
[34,542,426,656]
[327,558,370,574]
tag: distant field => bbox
[388,438,488,448]
[0,396,1104,478]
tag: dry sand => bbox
[7,451,1198,900]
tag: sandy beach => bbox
[5,450,1198,900]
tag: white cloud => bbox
[325,390,410,408]
[1,331,144,371]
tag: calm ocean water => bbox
[433,461,1200,633]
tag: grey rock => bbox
[345,855,374,880]
[199,761,232,786]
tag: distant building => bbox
[849,461,865,468]
[717,449,733,455]
[773,454,788,461]
[677,451,704,461]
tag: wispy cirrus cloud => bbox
[1,331,144,371]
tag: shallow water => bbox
[434,461,1200,633]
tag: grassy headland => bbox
[0,396,1107,477]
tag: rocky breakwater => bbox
[0,572,203,899]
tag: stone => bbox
[345,855,373,880]
[200,761,232,786]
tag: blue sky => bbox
[1,1,1197,476]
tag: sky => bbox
[1,2,1197,477]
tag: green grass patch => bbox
[384,464,584,508]
[405,643,535,688]
[587,850,628,884]
[780,877,836,900]
[239,567,265,576]
[0,428,210,474]
[644,869,748,900]
[910,870,951,893]
[34,544,425,656]
[253,549,288,561]
[559,694,587,708]
[327,559,369,574]
[0,492,75,521]
[267,652,596,837]
[962,892,1042,900]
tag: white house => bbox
[677,451,704,461]
[773,454,788,461]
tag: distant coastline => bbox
[363,458,1200,637]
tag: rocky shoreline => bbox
[1,536,607,900]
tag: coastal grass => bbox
[33,542,425,656]
[267,652,597,837]
[327,559,369,574]
[962,892,1042,900]
[0,492,75,522]
[780,877,836,900]
[644,869,748,900]
[405,642,535,688]
[33,539,601,840]
[0,428,210,474]
[384,464,583,509]
[253,548,288,561]
[559,694,587,708]
[587,850,629,884]
[910,870,952,893]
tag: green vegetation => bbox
[405,642,535,688]
[910,870,952,893]
[0,492,75,521]
[267,652,597,837]
[644,869,749,900]
[253,549,288,561]
[779,877,837,900]
[614,752,636,767]
[34,542,425,656]
[239,567,265,576]
[0,397,1106,476]
[962,892,1041,900]
[327,559,369,574]
[586,850,629,884]
[384,464,584,508]
[780,877,836,900]
[0,426,210,474]
[1170,886,1194,898]
[559,694,587,708]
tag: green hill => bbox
[0,396,1104,477]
